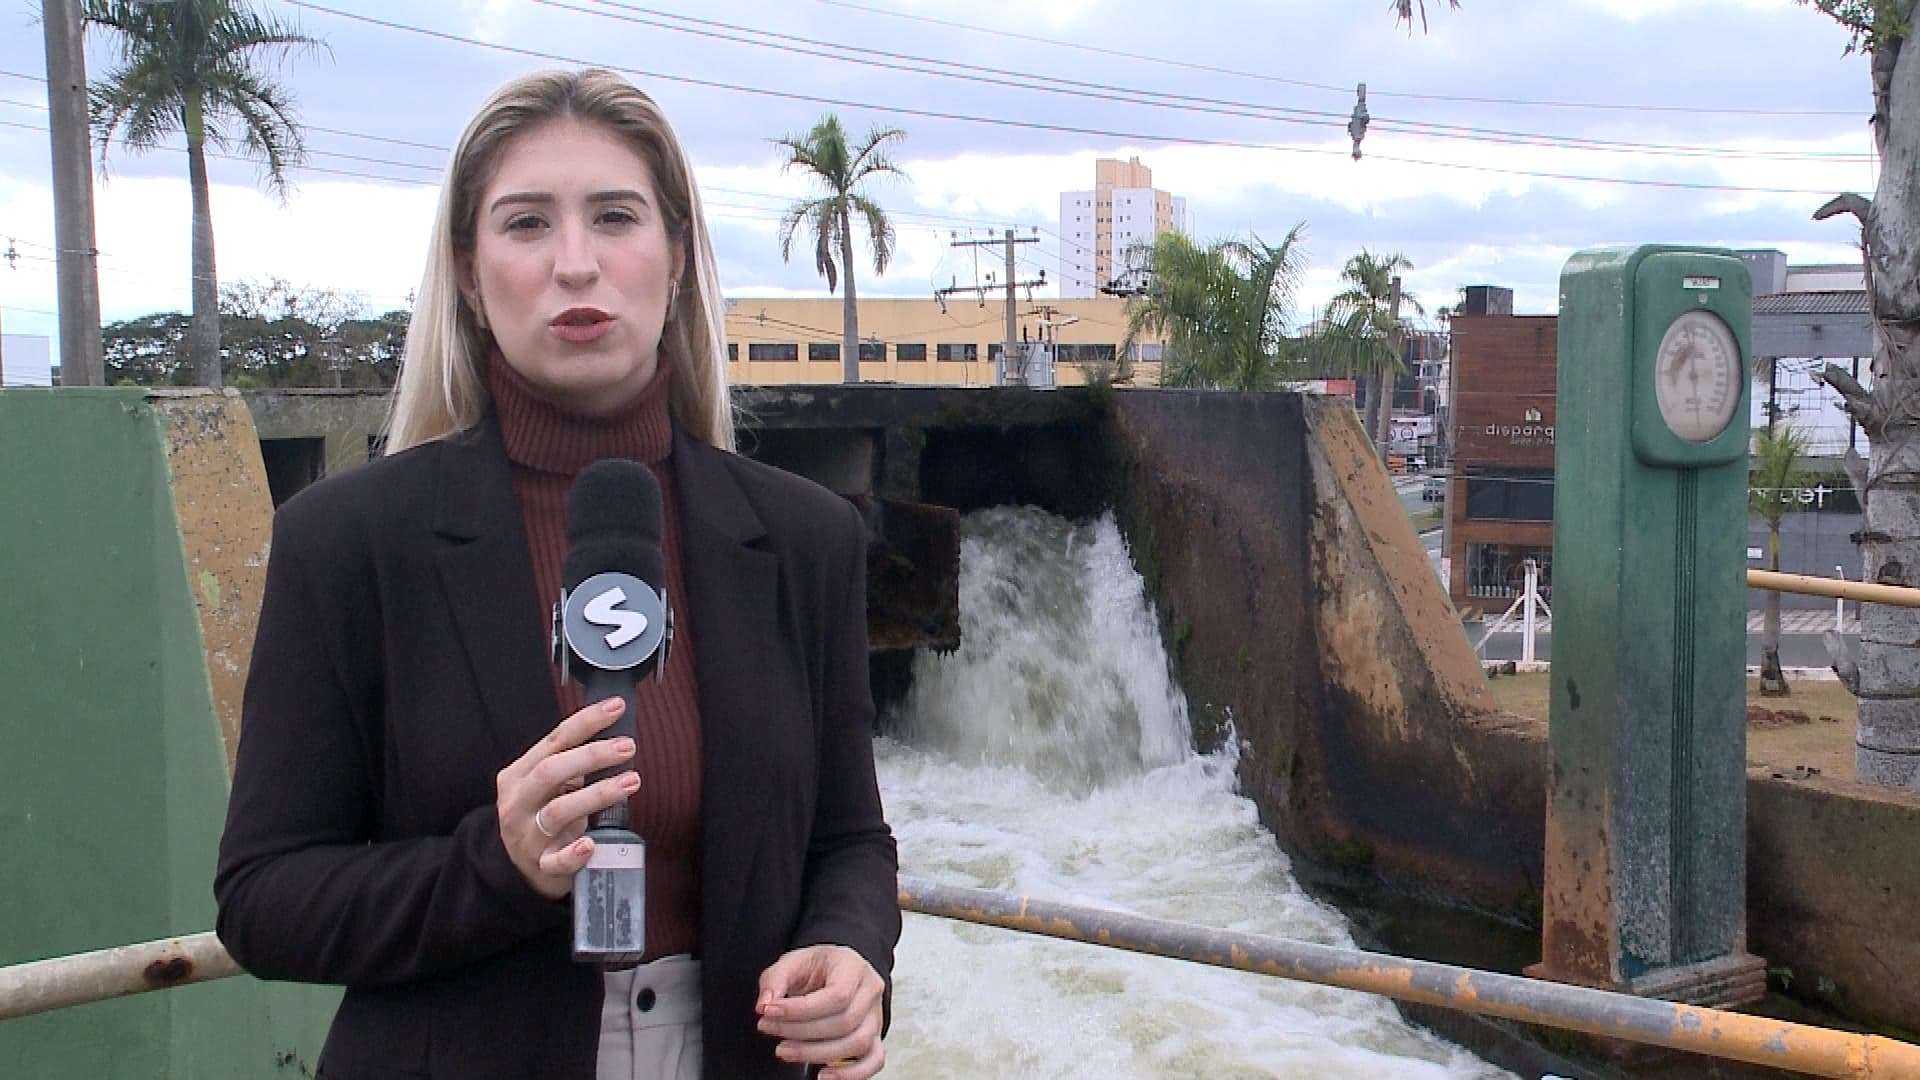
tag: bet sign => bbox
[1485,407,1555,448]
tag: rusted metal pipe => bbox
[900,875,1920,1078]
[8,891,1919,1080]
[0,932,238,1021]
[1748,568,1920,608]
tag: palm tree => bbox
[1122,224,1310,392]
[86,0,324,387]
[1392,0,1461,31]
[773,115,906,384]
[1796,1,1919,785]
[1316,250,1422,457]
[1750,425,1815,696]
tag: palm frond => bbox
[209,63,306,193]
[849,193,895,275]
[848,125,908,184]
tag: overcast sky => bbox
[0,0,1881,378]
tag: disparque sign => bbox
[1484,407,1556,448]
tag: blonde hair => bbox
[384,68,734,454]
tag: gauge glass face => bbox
[1653,310,1741,443]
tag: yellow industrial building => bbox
[721,296,1163,387]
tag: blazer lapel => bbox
[675,430,782,970]
[430,418,560,763]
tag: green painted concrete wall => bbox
[0,389,335,1078]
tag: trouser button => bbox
[636,987,657,1012]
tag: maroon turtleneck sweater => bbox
[487,353,702,962]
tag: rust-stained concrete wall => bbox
[151,390,276,768]
[1105,390,1544,920]
[1299,396,1548,914]
[1103,388,1920,1035]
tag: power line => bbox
[5,117,1041,257]
[812,0,1860,118]
[548,0,1870,165]
[275,2,1861,197]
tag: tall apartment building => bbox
[1058,156,1187,299]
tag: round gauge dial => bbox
[1653,310,1741,443]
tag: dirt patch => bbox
[1486,672,1858,782]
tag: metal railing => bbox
[899,877,1920,1078]
[6,878,1919,1077]
[1748,568,1920,609]
[0,933,236,1021]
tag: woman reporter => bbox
[214,68,899,1080]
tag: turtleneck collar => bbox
[486,349,674,475]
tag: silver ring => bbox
[533,806,557,839]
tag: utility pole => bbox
[1025,304,1077,388]
[44,0,105,386]
[939,229,1044,385]
[1376,275,1403,460]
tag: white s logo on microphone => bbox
[583,586,649,650]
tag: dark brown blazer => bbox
[214,417,900,1079]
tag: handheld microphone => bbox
[551,460,673,966]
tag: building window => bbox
[748,343,798,362]
[808,343,841,363]
[937,343,978,362]
[859,342,886,363]
[726,343,738,363]
[1463,469,1554,522]
[1465,544,1552,601]
[1057,344,1118,366]
[896,343,927,362]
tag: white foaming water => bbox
[878,507,1511,1080]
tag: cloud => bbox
[0,0,1883,361]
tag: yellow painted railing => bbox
[1748,568,1920,609]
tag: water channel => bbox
[875,507,1512,1078]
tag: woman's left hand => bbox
[755,944,886,1079]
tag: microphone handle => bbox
[580,665,638,831]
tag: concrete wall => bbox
[1746,771,1920,1030]
[242,387,390,485]
[1105,390,1542,918]
[0,389,335,1077]
[1107,388,1920,1036]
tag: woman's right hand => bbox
[496,697,640,899]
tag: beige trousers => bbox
[596,955,703,1080]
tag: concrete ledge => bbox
[1746,767,1920,1030]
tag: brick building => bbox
[1444,288,1556,614]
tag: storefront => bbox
[1444,309,1557,615]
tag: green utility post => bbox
[1530,246,1766,1007]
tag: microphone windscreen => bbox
[562,460,666,591]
